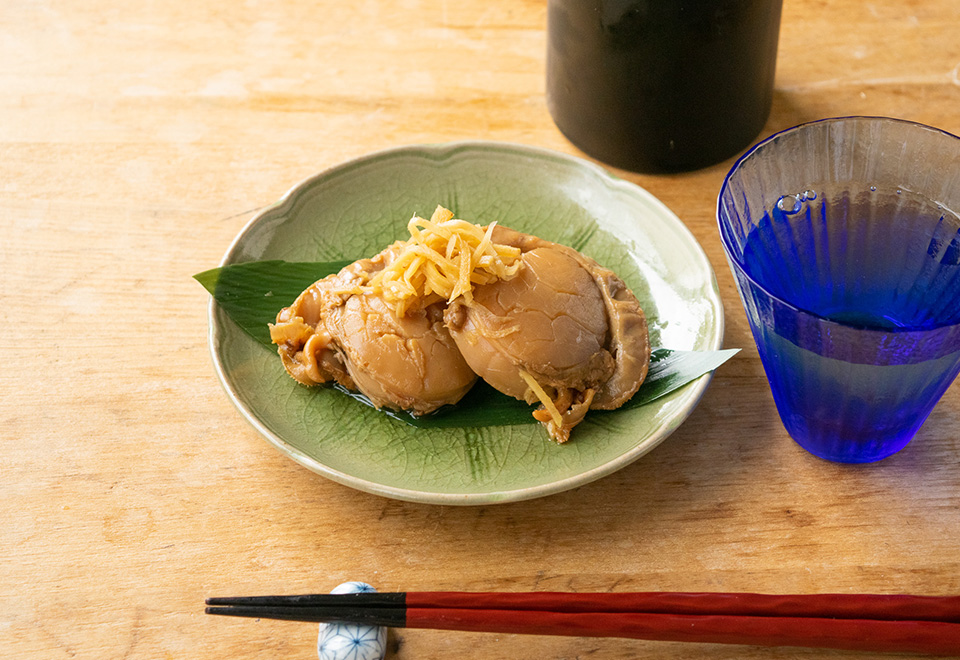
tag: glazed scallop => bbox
[270,243,478,415]
[270,207,649,443]
[443,226,650,442]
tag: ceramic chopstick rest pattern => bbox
[317,582,387,660]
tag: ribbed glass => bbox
[718,117,960,463]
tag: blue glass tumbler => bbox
[718,117,960,463]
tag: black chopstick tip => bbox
[205,607,234,616]
[204,592,407,608]
[206,596,258,606]
[205,606,271,621]
[204,603,406,627]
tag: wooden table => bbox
[4,1,960,658]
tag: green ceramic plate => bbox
[208,142,723,504]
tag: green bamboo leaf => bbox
[624,347,739,408]
[194,260,351,345]
[374,347,738,428]
[196,260,738,428]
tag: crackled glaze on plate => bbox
[208,142,723,504]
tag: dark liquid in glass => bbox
[547,0,782,173]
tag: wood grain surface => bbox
[3,1,960,658]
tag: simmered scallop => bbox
[443,245,612,398]
[269,206,649,443]
[270,244,478,415]
[443,226,650,442]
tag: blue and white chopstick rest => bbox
[317,582,387,660]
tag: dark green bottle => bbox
[547,0,782,173]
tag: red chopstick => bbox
[406,591,960,621]
[205,590,960,655]
[405,608,960,655]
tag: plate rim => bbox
[207,140,724,505]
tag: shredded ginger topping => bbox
[346,205,523,317]
[517,368,564,429]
